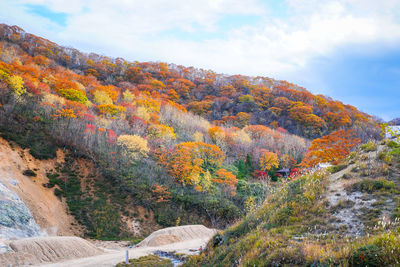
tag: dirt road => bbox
[36,237,210,267]
[15,225,217,267]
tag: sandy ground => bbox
[0,225,216,267]
[0,137,82,236]
[36,238,210,267]
[137,225,217,247]
[35,225,217,267]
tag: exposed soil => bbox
[0,225,216,267]
[137,225,217,247]
[0,137,83,237]
[325,145,397,236]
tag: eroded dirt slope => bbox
[0,137,82,237]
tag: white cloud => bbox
[2,0,400,79]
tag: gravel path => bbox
[19,225,217,267]
[36,238,210,267]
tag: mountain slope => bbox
[0,23,382,241]
[0,23,379,140]
[184,140,400,266]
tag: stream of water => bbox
[154,250,185,266]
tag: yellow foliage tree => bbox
[98,104,126,117]
[208,126,225,142]
[93,90,113,105]
[117,134,149,161]
[147,124,176,140]
[8,75,25,96]
[213,169,238,187]
[123,90,135,102]
[135,106,151,121]
[93,85,119,102]
[135,96,160,113]
[232,130,252,146]
[51,108,77,119]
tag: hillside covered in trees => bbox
[0,23,381,239]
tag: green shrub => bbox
[353,178,395,193]
[328,164,347,173]
[350,234,400,266]
[46,173,60,188]
[377,151,386,160]
[390,148,400,156]
[0,119,57,160]
[349,245,383,267]
[58,88,88,104]
[116,255,173,267]
[360,141,377,152]
[387,140,400,148]
[23,169,36,177]
[54,188,63,198]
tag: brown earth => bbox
[0,137,83,237]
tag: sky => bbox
[0,0,399,121]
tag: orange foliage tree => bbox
[51,108,77,119]
[151,183,172,203]
[212,169,238,196]
[212,169,238,187]
[300,129,360,167]
[159,142,225,189]
[92,85,119,102]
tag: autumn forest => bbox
[0,23,382,237]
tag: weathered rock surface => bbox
[0,181,43,240]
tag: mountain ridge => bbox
[0,23,380,140]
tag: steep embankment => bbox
[184,140,400,266]
[0,137,81,237]
[0,136,161,240]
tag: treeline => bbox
[0,24,380,140]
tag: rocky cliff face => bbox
[0,180,43,239]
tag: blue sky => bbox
[1,0,399,120]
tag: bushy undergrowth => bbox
[328,163,347,173]
[186,231,400,266]
[46,155,122,239]
[184,162,400,266]
[116,255,173,267]
[360,141,377,152]
[0,93,259,234]
[184,170,328,266]
[352,178,395,193]
[0,96,57,159]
